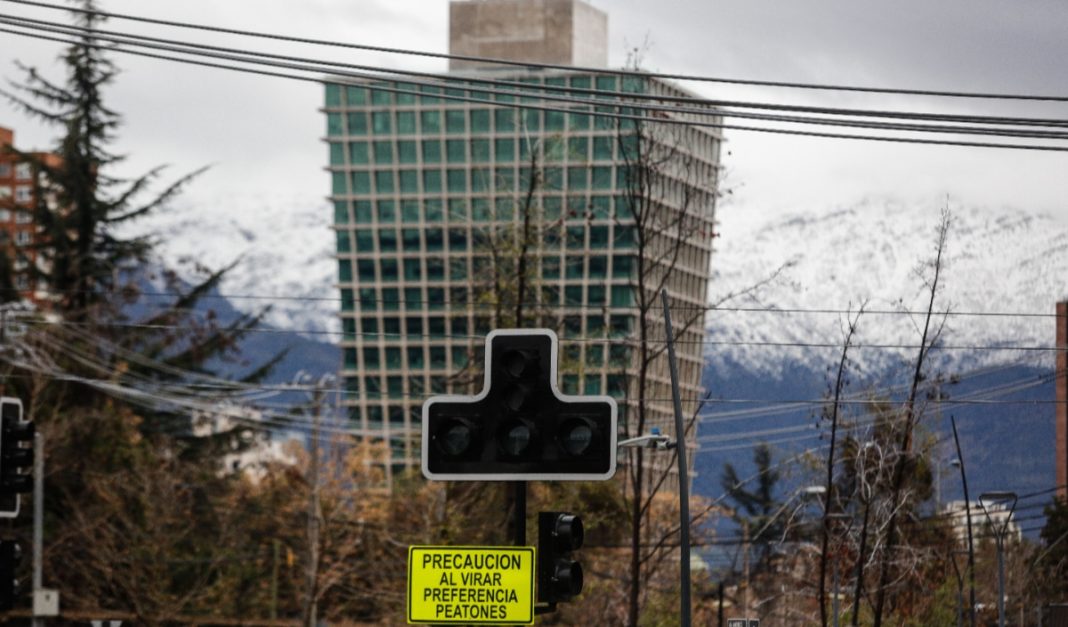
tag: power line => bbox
[5,11,1068,141]
[6,24,1068,154]
[6,0,1068,103]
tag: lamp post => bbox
[978,491,1017,627]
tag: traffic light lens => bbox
[499,421,532,457]
[553,560,584,597]
[559,419,594,456]
[502,349,531,378]
[440,423,473,457]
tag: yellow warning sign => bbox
[407,546,535,625]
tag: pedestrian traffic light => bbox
[0,540,21,611]
[0,397,33,518]
[537,512,584,604]
[422,329,617,481]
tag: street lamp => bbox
[978,491,1017,627]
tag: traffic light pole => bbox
[32,431,42,627]
[661,290,692,627]
[512,481,526,546]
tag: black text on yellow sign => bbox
[407,546,535,625]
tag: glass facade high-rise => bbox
[325,0,722,490]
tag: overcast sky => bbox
[1,0,1066,222]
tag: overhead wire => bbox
[4,22,1068,153]
[6,0,1068,103]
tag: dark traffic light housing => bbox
[422,329,617,481]
[0,540,21,611]
[0,397,34,518]
[538,512,584,604]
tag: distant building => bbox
[0,126,56,302]
[940,499,1021,543]
[324,0,721,489]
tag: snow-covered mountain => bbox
[708,198,1068,380]
[137,194,1068,384]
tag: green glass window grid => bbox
[354,201,373,223]
[427,287,445,309]
[589,196,611,219]
[564,344,581,365]
[363,376,381,398]
[380,259,399,282]
[387,376,403,399]
[341,289,354,311]
[519,139,532,163]
[347,112,368,135]
[544,168,563,191]
[470,109,490,133]
[474,317,491,335]
[425,199,443,221]
[420,85,442,104]
[401,200,420,223]
[449,258,466,280]
[331,172,347,195]
[397,141,417,164]
[373,141,393,164]
[471,256,489,278]
[366,405,383,426]
[371,88,391,106]
[613,255,634,278]
[448,198,467,221]
[565,255,584,279]
[361,317,378,333]
[382,288,400,310]
[495,138,515,163]
[583,377,602,395]
[428,316,446,337]
[541,256,560,279]
[383,317,401,337]
[409,376,426,396]
[396,111,416,134]
[358,288,375,309]
[365,346,382,369]
[396,82,417,105]
[471,198,491,221]
[567,137,588,160]
[446,110,466,134]
[564,316,581,337]
[445,87,466,99]
[357,259,374,281]
[336,231,352,253]
[427,258,445,281]
[334,201,349,225]
[543,196,562,221]
[590,226,610,249]
[495,198,513,221]
[450,316,467,335]
[594,109,614,130]
[373,170,395,195]
[404,287,422,309]
[377,200,396,222]
[423,170,442,193]
[567,226,585,249]
[592,167,612,190]
[523,109,540,131]
[448,228,467,251]
[344,348,357,368]
[586,344,603,366]
[421,111,441,133]
[386,347,402,369]
[329,142,345,165]
[593,137,613,161]
[349,141,369,164]
[541,285,559,305]
[430,346,447,368]
[399,170,418,194]
[447,169,466,193]
[570,76,591,89]
[342,318,356,341]
[426,228,444,251]
[372,111,391,134]
[568,112,591,131]
[495,168,515,192]
[404,258,421,281]
[589,256,606,277]
[327,113,343,136]
[422,139,442,163]
[609,315,631,337]
[568,167,588,191]
[615,224,636,249]
[446,140,466,163]
[565,285,582,305]
[350,171,370,194]
[607,374,627,399]
[452,347,468,368]
[354,230,374,252]
[407,346,424,369]
[406,317,423,335]
[495,109,515,132]
[611,285,634,307]
[345,85,367,105]
[471,169,490,193]
[595,76,617,93]
[587,284,605,305]
[430,376,447,393]
[401,228,420,251]
[378,228,397,252]
[544,138,565,162]
[471,139,491,162]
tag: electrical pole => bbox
[661,289,692,627]
[742,521,750,620]
[303,384,324,627]
[31,431,42,627]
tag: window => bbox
[373,141,393,164]
[422,140,442,163]
[346,86,368,105]
[325,83,342,106]
[495,138,515,163]
[329,142,345,166]
[14,187,31,203]
[471,139,490,163]
[396,111,416,134]
[446,140,466,163]
[14,231,30,246]
[350,172,371,194]
[470,109,490,133]
[401,200,420,223]
[327,113,343,136]
[0,164,10,177]
[495,109,515,132]
[349,141,369,164]
[423,170,442,193]
[346,112,368,135]
[397,141,417,164]
[354,201,373,223]
[372,111,392,134]
[379,228,397,252]
[446,170,466,193]
[421,111,441,133]
[0,187,11,200]
[445,110,465,134]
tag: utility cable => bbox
[6,0,1068,103]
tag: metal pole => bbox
[270,539,280,620]
[996,536,1005,627]
[832,560,840,627]
[660,289,691,627]
[31,431,42,627]
[304,385,323,627]
[512,481,526,546]
[950,416,976,627]
[717,581,724,627]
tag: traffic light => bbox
[422,329,617,481]
[0,397,33,518]
[537,512,584,604]
[0,540,21,611]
